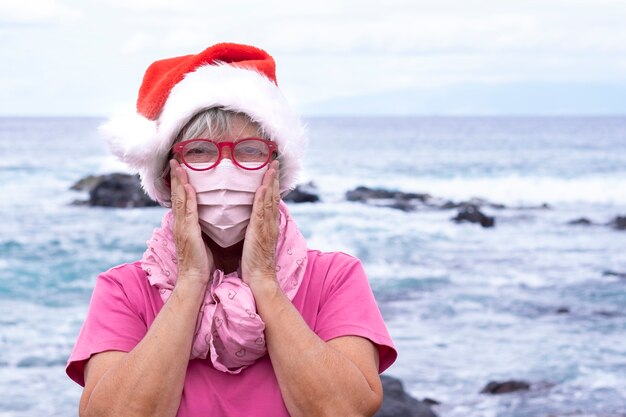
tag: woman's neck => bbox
[203,234,244,274]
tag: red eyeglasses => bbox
[172,138,277,171]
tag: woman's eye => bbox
[239,146,260,154]
[188,148,206,154]
[186,147,216,155]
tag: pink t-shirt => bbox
[67,250,397,416]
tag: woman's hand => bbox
[170,159,214,286]
[242,160,280,291]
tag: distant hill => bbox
[300,82,626,116]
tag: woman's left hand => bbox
[242,160,280,291]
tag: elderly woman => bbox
[66,43,396,417]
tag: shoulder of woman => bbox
[96,261,151,292]
[307,249,363,269]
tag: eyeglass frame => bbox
[171,137,278,171]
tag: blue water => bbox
[1,116,625,416]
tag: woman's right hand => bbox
[170,159,214,287]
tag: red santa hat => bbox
[100,42,307,207]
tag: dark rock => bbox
[283,182,320,203]
[70,175,102,192]
[71,173,158,208]
[345,186,513,215]
[442,199,549,211]
[452,204,495,228]
[481,380,530,394]
[595,310,620,317]
[440,201,460,210]
[555,307,570,314]
[345,186,429,213]
[387,200,418,212]
[375,375,439,417]
[462,197,506,210]
[346,186,430,203]
[603,270,626,279]
[438,198,508,210]
[609,215,626,230]
[568,217,593,226]
[90,174,158,208]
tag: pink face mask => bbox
[183,160,267,247]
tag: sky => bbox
[1,0,626,116]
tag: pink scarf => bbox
[141,201,307,374]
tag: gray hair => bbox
[177,107,268,142]
[154,107,273,206]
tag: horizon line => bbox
[2,113,626,119]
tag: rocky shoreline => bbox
[70,174,625,232]
[374,376,537,417]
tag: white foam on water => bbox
[0,299,85,416]
[307,172,626,207]
[97,155,133,174]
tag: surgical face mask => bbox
[182,160,267,247]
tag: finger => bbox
[184,183,199,223]
[253,184,267,222]
[271,161,280,215]
[260,161,276,188]
[263,167,274,211]
[263,161,279,210]
[170,160,186,221]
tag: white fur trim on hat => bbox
[100,64,307,207]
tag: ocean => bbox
[0,116,625,416]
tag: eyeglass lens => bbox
[182,139,270,168]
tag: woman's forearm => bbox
[252,281,381,417]
[82,280,206,417]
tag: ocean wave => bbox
[304,173,626,206]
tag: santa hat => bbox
[100,42,307,207]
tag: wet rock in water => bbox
[603,270,626,279]
[71,173,158,208]
[440,201,460,210]
[386,199,419,212]
[346,186,430,202]
[567,217,594,226]
[555,307,570,314]
[481,380,530,394]
[345,186,430,212]
[345,186,514,215]
[452,204,495,228]
[375,375,439,417]
[70,175,103,192]
[609,215,626,230]
[90,174,158,208]
[595,310,621,317]
[283,182,320,203]
[439,198,509,211]
[462,197,506,210]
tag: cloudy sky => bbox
[2,0,626,116]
